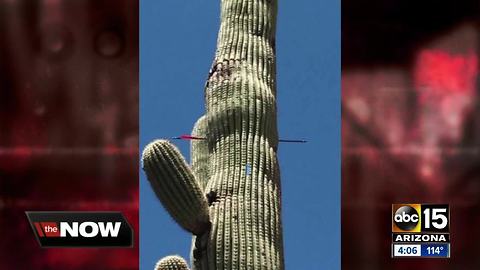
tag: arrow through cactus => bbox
[142,0,284,269]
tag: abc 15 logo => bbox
[392,204,449,233]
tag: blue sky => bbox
[140,1,340,269]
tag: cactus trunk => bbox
[200,0,282,269]
[143,0,283,269]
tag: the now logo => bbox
[61,222,121,237]
[33,222,121,238]
[26,212,133,247]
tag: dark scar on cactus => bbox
[207,59,242,81]
[206,190,218,206]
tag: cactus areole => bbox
[142,0,284,269]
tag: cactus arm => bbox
[142,140,210,235]
[190,116,212,270]
[155,255,190,270]
[190,115,210,191]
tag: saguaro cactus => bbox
[142,0,283,269]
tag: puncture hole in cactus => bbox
[206,190,218,206]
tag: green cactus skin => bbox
[142,0,283,269]
[155,256,190,270]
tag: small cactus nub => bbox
[155,255,190,270]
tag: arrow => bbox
[279,139,308,143]
[171,135,206,140]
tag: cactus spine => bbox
[142,0,283,269]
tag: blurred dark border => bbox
[342,1,479,269]
[0,0,138,269]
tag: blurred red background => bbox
[0,0,138,269]
[342,1,479,269]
